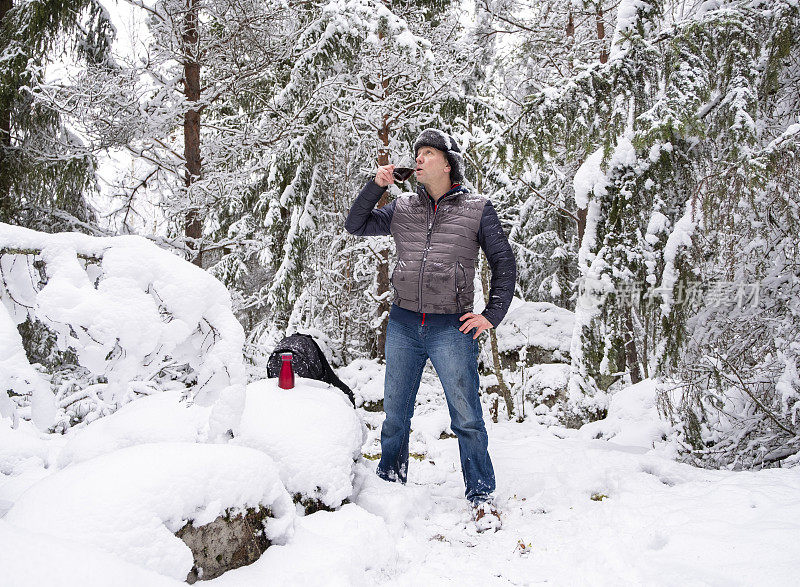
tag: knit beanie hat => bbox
[413,128,464,185]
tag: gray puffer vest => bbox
[390,187,487,314]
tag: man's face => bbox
[415,146,450,185]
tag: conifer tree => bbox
[518,0,800,445]
[0,0,113,231]
[211,0,478,361]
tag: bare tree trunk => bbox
[341,255,352,366]
[641,310,650,379]
[0,0,13,222]
[183,0,203,267]
[481,254,515,418]
[375,112,392,360]
[576,206,587,244]
[596,4,608,64]
[464,113,514,418]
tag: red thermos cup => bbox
[278,352,294,389]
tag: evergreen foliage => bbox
[0,0,113,231]
[517,0,800,459]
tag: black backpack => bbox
[267,333,355,407]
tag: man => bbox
[345,128,516,532]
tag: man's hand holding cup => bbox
[375,165,395,188]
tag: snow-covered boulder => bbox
[4,443,294,581]
[494,299,574,367]
[0,520,182,587]
[525,363,572,419]
[234,378,365,510]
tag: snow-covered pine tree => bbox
[518,0,800,453]
[664,0,800,467]
[0,0,113,231]
[0,0,116,384]
[476,0,618,309]
[211,0,479,364]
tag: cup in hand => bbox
[392,155,416,182]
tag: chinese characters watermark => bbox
[578,280,761,309]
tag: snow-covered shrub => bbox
[580,379,676,449]
[337,357,385,411]
[0,223,246,438]
[55,390,209,468]
[663,353,800,470]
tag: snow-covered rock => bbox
[0,520,182,587]
[494,362,572,425]
[209,504,397,586]
[3,443,294,581]
[527,363,571,409]
[234,378,365,509]
[494,299,574,363]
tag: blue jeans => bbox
[377,303,495,504]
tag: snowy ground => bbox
[2,363,800,586]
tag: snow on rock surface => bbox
[56,390,209,468]
[494,299,574,356]
[234,378,364,508]
[3,443,294,580]
[579,379,676,449]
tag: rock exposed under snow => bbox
[527,363,571,408]
[177,506,274,583]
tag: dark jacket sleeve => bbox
[477,201,516,327]
[344,180,395,236]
